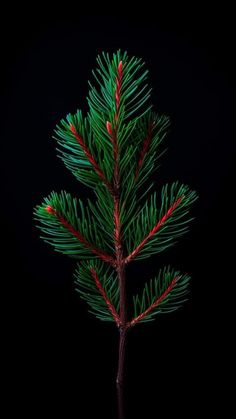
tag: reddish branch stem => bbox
[45,205,115,265]
[90,268,121,326]
[106,60,127,419]
[128,277,178,328]
[125,196,184,264]
[116,327,127,419]
[70,124,113,194]
[135,122,155,180]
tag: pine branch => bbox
[34,191,115,263]
[34,50,198,419]
[108,64,127,419]
[128,110,170,193]
[45,205,114,264]
[70,123,113,194]
[128,267,190,326]
[90,268,121,326]
[135,120,155,180]
[104,61,127,336]
[74,259,120,323]
[124,182,198,262]
[54,110,114,188]
[88,51,151,126]
[125,196,183,263]
[128,277,177,327]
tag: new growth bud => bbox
[106,121,113,136]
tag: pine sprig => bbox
[34,191,115,263]
[129,266,190,325]
[134,110,170,188]
[74,259,120,323]
[125,182,198,262]
[54,111,113,189]
[34,50,198,418]
[34,50,197,328]
[88,50,151,127]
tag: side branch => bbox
[125,196,184,264]
[106,61,123,189]
[90,268,121,326]
[106,121,119,189]
[70,124,113,193]
[45,205,115,265]
[128,277,178,327]
[135,122,155,179]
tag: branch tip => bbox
[45,205,55,214]
[106,121,113,136]
[70,123,77,135]
[118,61,123,75]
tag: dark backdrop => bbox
[2,10,234,418]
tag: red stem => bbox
[70,124,113,193]
[135,122,155,180]
[114,185,126,419]
[45,205,115,265]
[128,277,178,327]
[90,268,121,326]
[125,196,184,264]
[116,327,127,419]
[106,60,127,419]
[110,62,126,328]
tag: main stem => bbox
[114,192,127,419]
[114,184,126,419]
[112,59,127,418]
[116,257,127,419]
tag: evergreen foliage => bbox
[34,50,197,327]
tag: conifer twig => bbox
[45,205,115,265]
[125,196,184,264]
[34,51,197,419]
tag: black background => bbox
[2,9,235,418]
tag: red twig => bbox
[90,268,121,326]
[106,61,123,186]
[106,121,119,188]
[114,198,121,248]
[106,121,113,137]
[45,205,115,265]
[127,277,178,327]
[125,196,184,264]
[70,124,113,193]
[135,122,155,180]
